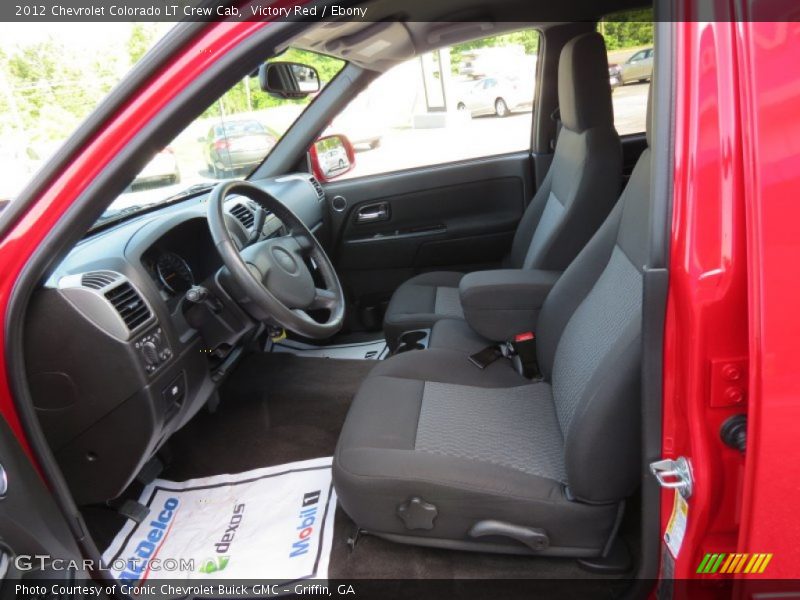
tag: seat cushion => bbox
[333,348,621,555]
[383,271,465,348]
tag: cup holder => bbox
[394,329,431,354]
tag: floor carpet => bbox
[164,353,376,479]
[83,351,638,590]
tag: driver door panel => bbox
[323,152,532,309]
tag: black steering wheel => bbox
[208,180,344,339]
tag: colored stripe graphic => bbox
[697,553,773,574]
[696,553,712,573]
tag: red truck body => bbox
[1,8,799,587]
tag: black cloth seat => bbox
[383,32,622,348]
[333,84,653,557]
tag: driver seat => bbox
[332,88,653,557]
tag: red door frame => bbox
[736,19,800,580]
[662,12,800,584]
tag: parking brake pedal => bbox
[468,520,549,551]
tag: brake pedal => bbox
[118,500,150,524]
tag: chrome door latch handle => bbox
[0,463,7,498]
[650,456,693,499]
[356,202,390,223]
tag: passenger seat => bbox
[383,32,622,348]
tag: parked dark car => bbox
[619,47,654,84]
[202,119,278,177]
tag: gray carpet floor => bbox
[83,352,638,591]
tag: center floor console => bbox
[393,328,431,354]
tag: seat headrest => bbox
[558,32,614,133]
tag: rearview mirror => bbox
[309,134,355,182]
[258,62,320,99]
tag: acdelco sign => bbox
[119,497,179,583]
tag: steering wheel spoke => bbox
[310,287,337,310]
[291,230,315,255]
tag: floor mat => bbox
[103,457,336,584]
[271,338,388,360]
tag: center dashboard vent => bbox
[230,203,255,229]
[105,282,152,331]
[309,176,325,201]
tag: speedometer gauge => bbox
[156,252,194,294]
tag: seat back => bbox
[535,87,653,504]
[507,32,622,272]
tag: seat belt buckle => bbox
[510,332,542,379]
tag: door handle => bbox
[356,202,390,224]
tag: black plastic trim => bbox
[627,8,676,598]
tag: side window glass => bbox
[599,8,654,135]
[326,29,540,180]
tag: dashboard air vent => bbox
[230,203,255,229]
[309,176,325,201]
[80,270,120,290]
[105,282,152,331]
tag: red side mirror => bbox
[309,134,356,182]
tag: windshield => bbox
[0,22,344,222]
[0,23,173,204]
[96,48,343,227]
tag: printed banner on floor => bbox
[103,457,336,585]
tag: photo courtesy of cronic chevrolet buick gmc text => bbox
[0,1,798,599]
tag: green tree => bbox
[599,9,654,50]
[127,23,160,64]
[450,30,540,74]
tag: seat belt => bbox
[549,107,562,151]
[509,332,542,380]
[469,332,542,380]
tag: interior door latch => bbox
[356,202,390,224]
[650,457,693,499]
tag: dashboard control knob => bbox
[142,341,159,365]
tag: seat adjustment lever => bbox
[468,519,549,551]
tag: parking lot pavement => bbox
[108,82,649,211]
[612,81,651,135]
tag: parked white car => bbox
[132,147,180,188]
[455,76,533,117]
[325,91,384,150]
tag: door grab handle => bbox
[356,203,390,223]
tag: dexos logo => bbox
[199,556,230,574]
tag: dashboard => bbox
[23,173,326,505]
